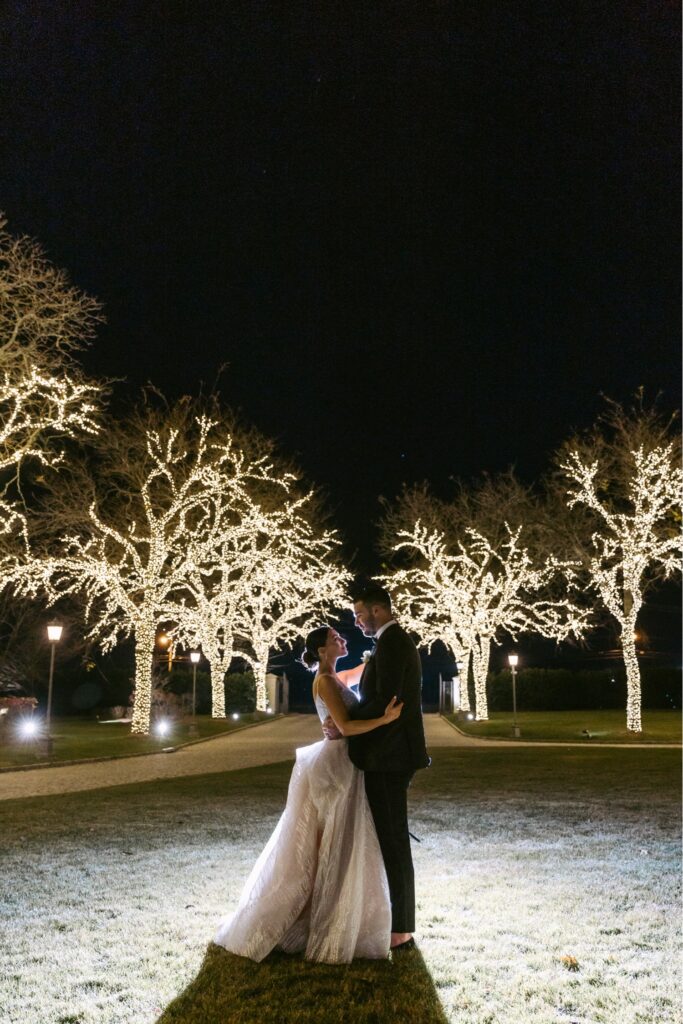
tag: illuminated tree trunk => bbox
[472,637,490,721]
[252,645,270,712]
[621,610,642,733]
[203,656,225,719]
[131,624,155,734]
[459,650,471,713]
[204,638,232,719]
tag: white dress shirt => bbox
[374,619,398,641]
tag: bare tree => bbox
[0,216,104,570]
[385,519,586,719]
[11,397,287,733]
[553,395,682,732]
[231,505,350,711]
[381,474,586,718]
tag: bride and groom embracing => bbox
[214,582,431,964]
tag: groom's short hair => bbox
[353,582,392,611]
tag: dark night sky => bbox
[1,2,680,570]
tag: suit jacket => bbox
[347,622,430,773]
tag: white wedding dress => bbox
[214,683,391,963]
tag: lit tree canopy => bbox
[555,396,682,732]
[0,216,103,559]
[384,517,587,720]
[11,399,290,733]
[230,505,350,710]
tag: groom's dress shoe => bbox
[390,938,415,952]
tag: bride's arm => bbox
[336,662,365,688]
[317,674,402,737]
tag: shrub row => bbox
[468,667,681,711]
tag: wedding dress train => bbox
[214,685,391,963]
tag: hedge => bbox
[473,667,681,712]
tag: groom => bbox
[326,582,430,951]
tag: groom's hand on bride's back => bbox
[322,715,343,740]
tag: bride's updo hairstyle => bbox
[300,626,331,671]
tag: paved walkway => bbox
[0,714,677,802]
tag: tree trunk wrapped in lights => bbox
[557,399,682,732]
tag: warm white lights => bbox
[508,653,519,668]
[46,622,63,643]
[0,220,102,594]
[385,520,586,722]
[561,442,683,731]
[12,411,349,732]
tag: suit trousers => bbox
[364,770,415,933]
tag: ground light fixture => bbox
[508,653,521,738]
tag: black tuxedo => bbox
[348,622,430,933]
[347,622,430,773]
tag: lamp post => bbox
[41,621,63,757]
[158,633,173,672]
[189,651,200,737]
[508,653,520,738]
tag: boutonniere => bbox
[361,649,374,664]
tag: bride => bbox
[213,625,403,964]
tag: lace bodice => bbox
[314,679,358,724]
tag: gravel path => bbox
[0,714,677,802]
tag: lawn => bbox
[449,709,682,744]
[0,743,680,1024]
[0,713,273,769]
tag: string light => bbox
[561,443,683,732]
[384,520,587,721]
[11,415,348,730]
[0,217,103,589]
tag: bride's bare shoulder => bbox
[313,672,336,700]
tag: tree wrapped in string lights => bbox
[12,401,289,734]
[169,498,294,717]
[232,506,350,711]
[555,397,682,732]
[0,216,103,561]
[385,518,587,720]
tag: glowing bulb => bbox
[190,651,200,664]
[47,621,63,642]
[466,713,474,721]
[19,718,39,737]
[508,653,519,668]
[156,720,170,737]
[231,712,240,720]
